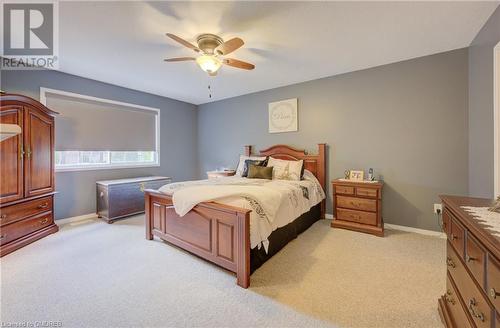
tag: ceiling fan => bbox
[164,33,255,76]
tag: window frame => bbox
[40,87,160,172]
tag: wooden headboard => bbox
[245,144,326,218]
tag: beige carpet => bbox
[0,215,445,328]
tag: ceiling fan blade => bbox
[223,58,255,70]
[164,57,196,62]
[215,37,244,55]
[166,33,200,53]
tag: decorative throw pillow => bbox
[247,164,273,180]
[235,155,267,176]
[266,157,303,181]
[242,158,268,177]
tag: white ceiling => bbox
[58,1,499,105]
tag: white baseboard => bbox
[325,214,446,238]
[384,223,446,238]
[57,213,98,225]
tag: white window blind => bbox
[45,92,158,151]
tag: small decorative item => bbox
[344,170,350,179]
[349,170,364,182]
[368,168,375,181]
[268,98,298,133]
[489,196,500,213]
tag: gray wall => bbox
[1,70,198,220]
[197,49,469,232]
[468,6,500,198]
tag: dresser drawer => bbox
[450,217,465,259]
[355,187,378,198]
[486,255,500,312]
[0,196,53,226]
[445,274,473,328]
[336,196,377,212]
[442,208,452,237]
[0,212,53,245]
[465,234,486,289]
[336,208,377,226]
[335,185,354,195]
[447,242,493,328]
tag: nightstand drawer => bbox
[356,187,378,198]
[337,196,377,212]
[335,185,354,195]
[337,208,376,225]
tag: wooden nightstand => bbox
[331,179,384,237]
[207,170,236,179]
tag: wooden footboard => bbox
[145,189,252,288]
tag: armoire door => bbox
[24,107,55,197]
[0,106,24,204]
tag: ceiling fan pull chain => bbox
[208,84,212,99]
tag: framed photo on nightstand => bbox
[349,170,364,181]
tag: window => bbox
[55,151,157,169]
[41,88,160,171]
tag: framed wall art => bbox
[268,98,298,133]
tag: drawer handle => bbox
[0,214,6,219]
[33,218,49,227]
[468,298,485,322]
[37,203,48,209]
[490,288,500,299]
[444,289,455,305]
[445,289,455,305]
[0,234,6,240]
[446,257,456,268]
[465,255,476,263]
[450,233,458,240]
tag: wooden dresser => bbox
[0,94,58,257]
[331,179,384,236]
[439,196,500,328]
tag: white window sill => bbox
[56,163,160,173]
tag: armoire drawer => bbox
[0,212,53,245]
[0,196,53,226]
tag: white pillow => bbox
[267,157,303,181]
[235,155,267,176]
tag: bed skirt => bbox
[250,203,321,273]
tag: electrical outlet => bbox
[434,203,442,214]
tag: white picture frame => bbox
[268,98,298,133]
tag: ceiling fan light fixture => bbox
[196,55,222,74]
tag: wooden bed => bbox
[144,144,326,288]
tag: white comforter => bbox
[158,170,325,252]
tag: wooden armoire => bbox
[0,94,58,257]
